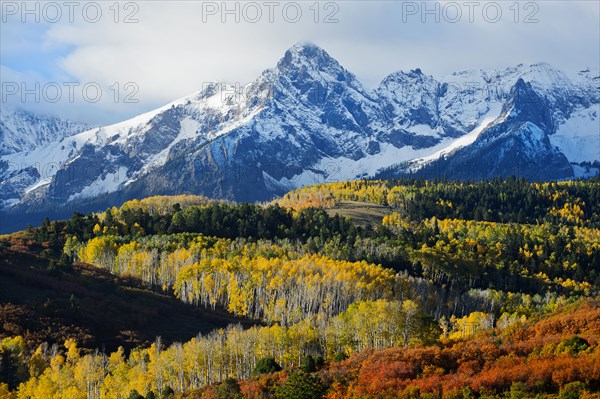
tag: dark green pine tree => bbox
[276,371,326,399]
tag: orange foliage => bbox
[319,300,600,399]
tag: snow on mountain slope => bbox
[1,43,598,232]
[0,107,88,155]
[549,104,600,163]
[436,63,598,134]
[385,78,577,182]
[376,62,597,142]
[1,82,270,206]
[377,69,441,134]
[413,103,504,168]
[269,140,454,189]
[69,166,129,202]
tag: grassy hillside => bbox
[324,200,393,227]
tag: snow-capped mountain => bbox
[0,107,88,155]
[1,43,598,232]
[377,66,599,180]
[382,79,574,181]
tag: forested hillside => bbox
[1,178,599,399]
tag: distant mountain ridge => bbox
[1,42,599,232]
[0,107,88,155]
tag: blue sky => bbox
[1,1,599,125]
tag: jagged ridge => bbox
[1,43,598,232]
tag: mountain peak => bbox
[501,78,553,131]
[512,77,530,93]
[290,41,321,51]
[529,62,559,71]
[509,78,542,105]
[277,42,341,71]
[2,46,598,228]
[271,42,365,97]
